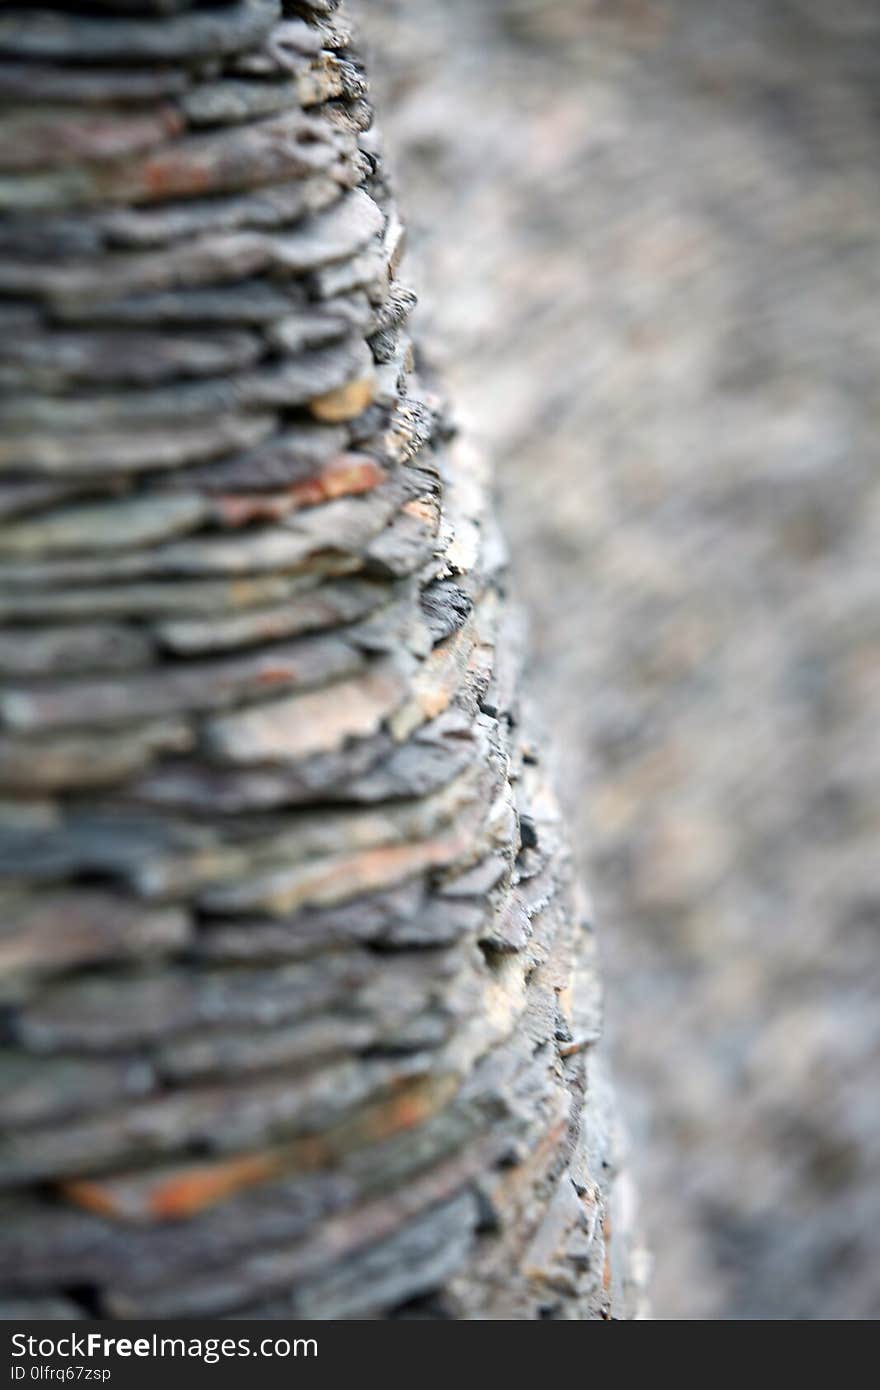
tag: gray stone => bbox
[0,2,280,63]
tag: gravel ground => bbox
[359,0,880,1319]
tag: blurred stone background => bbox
[357,0,880,1319]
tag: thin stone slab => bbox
[154,578,389,656]
[95,177,348,250]
[0,411,276,479]
[0,1052,154,1135]
[0,892,190,994]
[51,280,302,328]
[0,327,262,390]
[1,634,365,731]
[0,515,378,586]
[183,53,365,124]
[0,105,184,176]
[0,623,152,677]
[0,493,210,558]
[161,423,349,491]
[0,2,280,63]
[194,883,485,962]
[205,658,410,765]
[0,340,373,430]
[0,62,190,106]
[0,572,342,623]
[0,720,194,794]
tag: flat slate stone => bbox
[205,658,410,765]
[0,411,276,479]
[0,720,195,794]
[96,177,347,249]
[0,2,280,63]
[0,326,262,390]
[0,105,184,176]
[0,339,373,429]
[0,62,190,106]
[0,493,210,558]
[1,634,365,731]
[0,573,332,623]
[0,892,190,993]
[154,578,388,655]
[54,279,300,327]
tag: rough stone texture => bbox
[362,0,880,1321]
[0,1,645,1320]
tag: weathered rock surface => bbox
[0,0,644,1320]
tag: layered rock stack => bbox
[0,0,644,1319]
